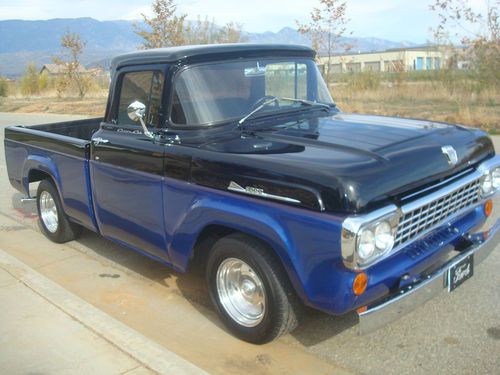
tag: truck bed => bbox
[4,117,103,232]
[24,118,102,141]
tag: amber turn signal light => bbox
[356,306,368,314]
[484,199,493,217]
[353,272,368,296]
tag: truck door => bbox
[90,66,169,261]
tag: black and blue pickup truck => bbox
[4,44,499,344]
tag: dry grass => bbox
[0,91,108,117]
[333,81,499,134]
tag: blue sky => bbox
[0,0,487,42]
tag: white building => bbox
[318,46,452,74]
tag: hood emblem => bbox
[227,181,301,204]
[442,145,458,166]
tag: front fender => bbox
[163,182,344,308]
[170,197,307,300]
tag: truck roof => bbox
[111,43,315,70]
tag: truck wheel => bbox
[36,179,81,243]
[206,233,301,344]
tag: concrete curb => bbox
[0,248,208,375]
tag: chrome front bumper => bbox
[358,215,500,335]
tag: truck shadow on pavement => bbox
[13,193,357,346]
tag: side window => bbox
[117,70,164,127]
[265,62,307,99]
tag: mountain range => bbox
[0,17,419,77]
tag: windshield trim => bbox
[167,57,333,130]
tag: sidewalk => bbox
[0,248,207,375]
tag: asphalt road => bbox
[1,112,499,375]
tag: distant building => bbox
[87,67,110,80]
[318,46,452,74]
[39,63,88,76]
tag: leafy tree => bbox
[297,0,351,84]
[134,0,187,48]
[53,30,90,98]
[430,0,499,89]
[20,63,40,96]
[38,70,49,91]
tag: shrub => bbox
[20,63,40,96]
[345,70,381,91]
[0,76,7,97]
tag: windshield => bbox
[171,58,334,126]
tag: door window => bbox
[116,70,164,128]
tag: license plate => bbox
[448,255,474,292]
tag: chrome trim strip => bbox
[227,181,302,204]
[358,217,499,335]
[402,155,499,213]
[401,168,473,202]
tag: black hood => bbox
[190,113,494,213]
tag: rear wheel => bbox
[206,233,301,344]
[36,179,81,243]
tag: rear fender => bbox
[22,155,62,199]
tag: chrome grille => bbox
[394,178,481,247]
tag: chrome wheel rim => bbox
[216,258,266,327]
[39,191,58,233]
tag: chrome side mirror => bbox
[127,100,146,122]
[127,100,153,138]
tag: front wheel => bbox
[36,179,81,243]
[206,233,301,344]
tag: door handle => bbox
[93,137,109,145]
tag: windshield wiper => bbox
[238,97,279,129]
[279,97,332,111]
[238,97,332,131]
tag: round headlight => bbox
[492,167,500,189]
[374,221,394,252]
[481,173,493,196]
[358,229,375,260]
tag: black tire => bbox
[206,233,302,344]
[36,179,81,243]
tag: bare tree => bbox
[430,0,499,87]
[217,22,247,43]
[180,16,247,45]
[297,0,351,84]
[430,0,499,43]
[53,31,90,98]
[185,16,219,44]
[134,0,187,48]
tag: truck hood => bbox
[192,113,494,213]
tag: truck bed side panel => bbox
[5,125,98,232]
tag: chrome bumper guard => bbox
[358,216,500,335]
